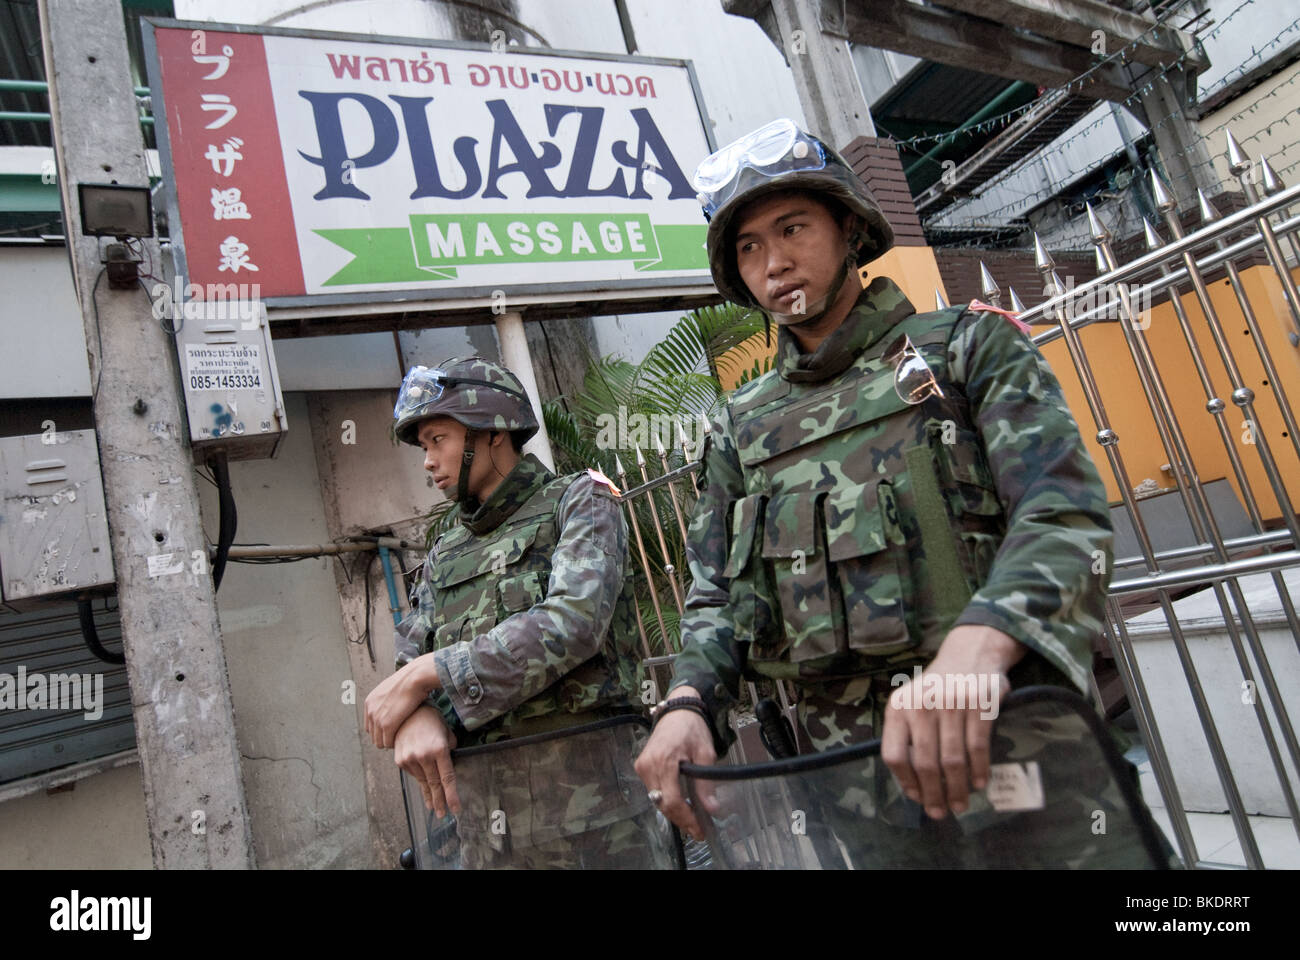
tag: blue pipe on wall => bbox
[378,545,404,627]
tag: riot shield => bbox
[680,686,1171,869]
[401,714,684,869]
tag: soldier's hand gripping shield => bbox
[401,715,685,869]
[679,687,1171,869]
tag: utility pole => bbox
[770,0,876,148]
[1130,66,1217,211]
[39,0,255,868]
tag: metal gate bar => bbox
[996,136,1300,868]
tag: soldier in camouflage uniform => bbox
[634,120,1150,867]
[364,358,661,868]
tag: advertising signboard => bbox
[142,20,717,311]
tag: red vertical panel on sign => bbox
[155,28,305,297]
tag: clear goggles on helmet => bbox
[692,118,828,221]
[394,365,451,419]
[394,364,530,420]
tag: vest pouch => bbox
[928,425,1006,592]
[723,494,782,659]
[824,478,916,657]
[959,531,1000,592]
[497,569,546,614]
[760,490,838,662]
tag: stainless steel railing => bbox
[982,134,1300,869]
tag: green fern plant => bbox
[544,301,771,654]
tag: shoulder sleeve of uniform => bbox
[556,471,626,558]
[432,471,629,731]
[946,306,1113,694]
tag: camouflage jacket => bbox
[394,454,641,745]
[670,277,1114,752]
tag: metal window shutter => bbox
[0,598,136,785]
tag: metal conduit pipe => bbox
[211,536,424,560]
[378,546,405,628]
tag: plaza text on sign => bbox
[144,21,715,305]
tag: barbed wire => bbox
[918,0,1284,232]
[927,123,1300,233]
[927,50,1300,231]
[884,101,1040,151]
[1196,11,1300,101]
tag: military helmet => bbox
[393,357,538,446]
[694,118,895,307]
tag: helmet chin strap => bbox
[456,427,480,509]
[768,255,853,327]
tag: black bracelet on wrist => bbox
[651,696,713,732]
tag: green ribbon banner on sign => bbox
[315,214,707,286]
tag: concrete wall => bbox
[1200,59,1300,194]
[302,388,449,868]
[0,763,151,869]
[197,391,373,868]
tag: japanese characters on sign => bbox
[147,22,715,304]
[154,27,301,296]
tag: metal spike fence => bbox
[984,135,1300,869]
[602,417,779,718]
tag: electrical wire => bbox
[333,552,356,585]
[357,551,378,665]
[536,318,570,414]
[76,594,125,665]
[88,266,107,401]
[922,0,1293,234]
[208,451,237,592]
[139,275,183,335]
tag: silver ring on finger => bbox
[648,789,664,806]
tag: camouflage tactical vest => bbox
[424,470,642,743]
[722,305,1007,681]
